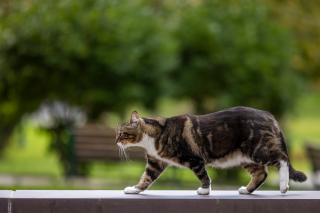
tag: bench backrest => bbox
[72,125,145,162]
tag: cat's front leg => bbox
[189,162,211,195]
[124,155,168,194]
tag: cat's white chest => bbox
[136,134,186,168]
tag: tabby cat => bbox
[115,107,307,195]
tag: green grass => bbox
[0,93,319,190]
[0,127,62,177]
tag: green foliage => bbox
[0,0,177,119]
[170,0,303,117]
[266,0,320,83]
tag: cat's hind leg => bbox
[239,163,268,194]
[266,154,290,194]
[278,160,289,194]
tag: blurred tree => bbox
[0,0,18,151]
[266,0,320,86]
[0,81,22,151]
[170,0,304,119]
[0,0,177,117]
[0,0,177,152]
[0,0,12,16]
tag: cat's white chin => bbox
[238,186,250,194]
[197,186,211,195]
[124,186,141,194]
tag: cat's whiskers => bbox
[113,117,122,133]
[123,146,132,162]
[125,147,136,152]
[118,144,125,162]
[117,143,132,162]
[118,145,122,161]
[116,117,120,132]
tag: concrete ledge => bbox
[0,190,12,213]
[1,190,320,213]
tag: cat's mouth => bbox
[117,142,126,148]
[118,142,130,148]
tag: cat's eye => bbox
[122,133,135,139]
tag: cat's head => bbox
[115,111,144,147]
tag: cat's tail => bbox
[289,164,307,182]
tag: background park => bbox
[0,0,319,192]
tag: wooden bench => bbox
[66,125,145,176]
[305,143,320,189]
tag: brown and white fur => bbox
[115,107,307,195]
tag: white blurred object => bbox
[30,101,87,129]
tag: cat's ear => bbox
[130,111,140,123]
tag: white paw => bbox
[124,186,141,194]
[280,183,289,194]
[197,186,211,195]
[238,186,250,194]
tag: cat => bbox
[115,107,307,195]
